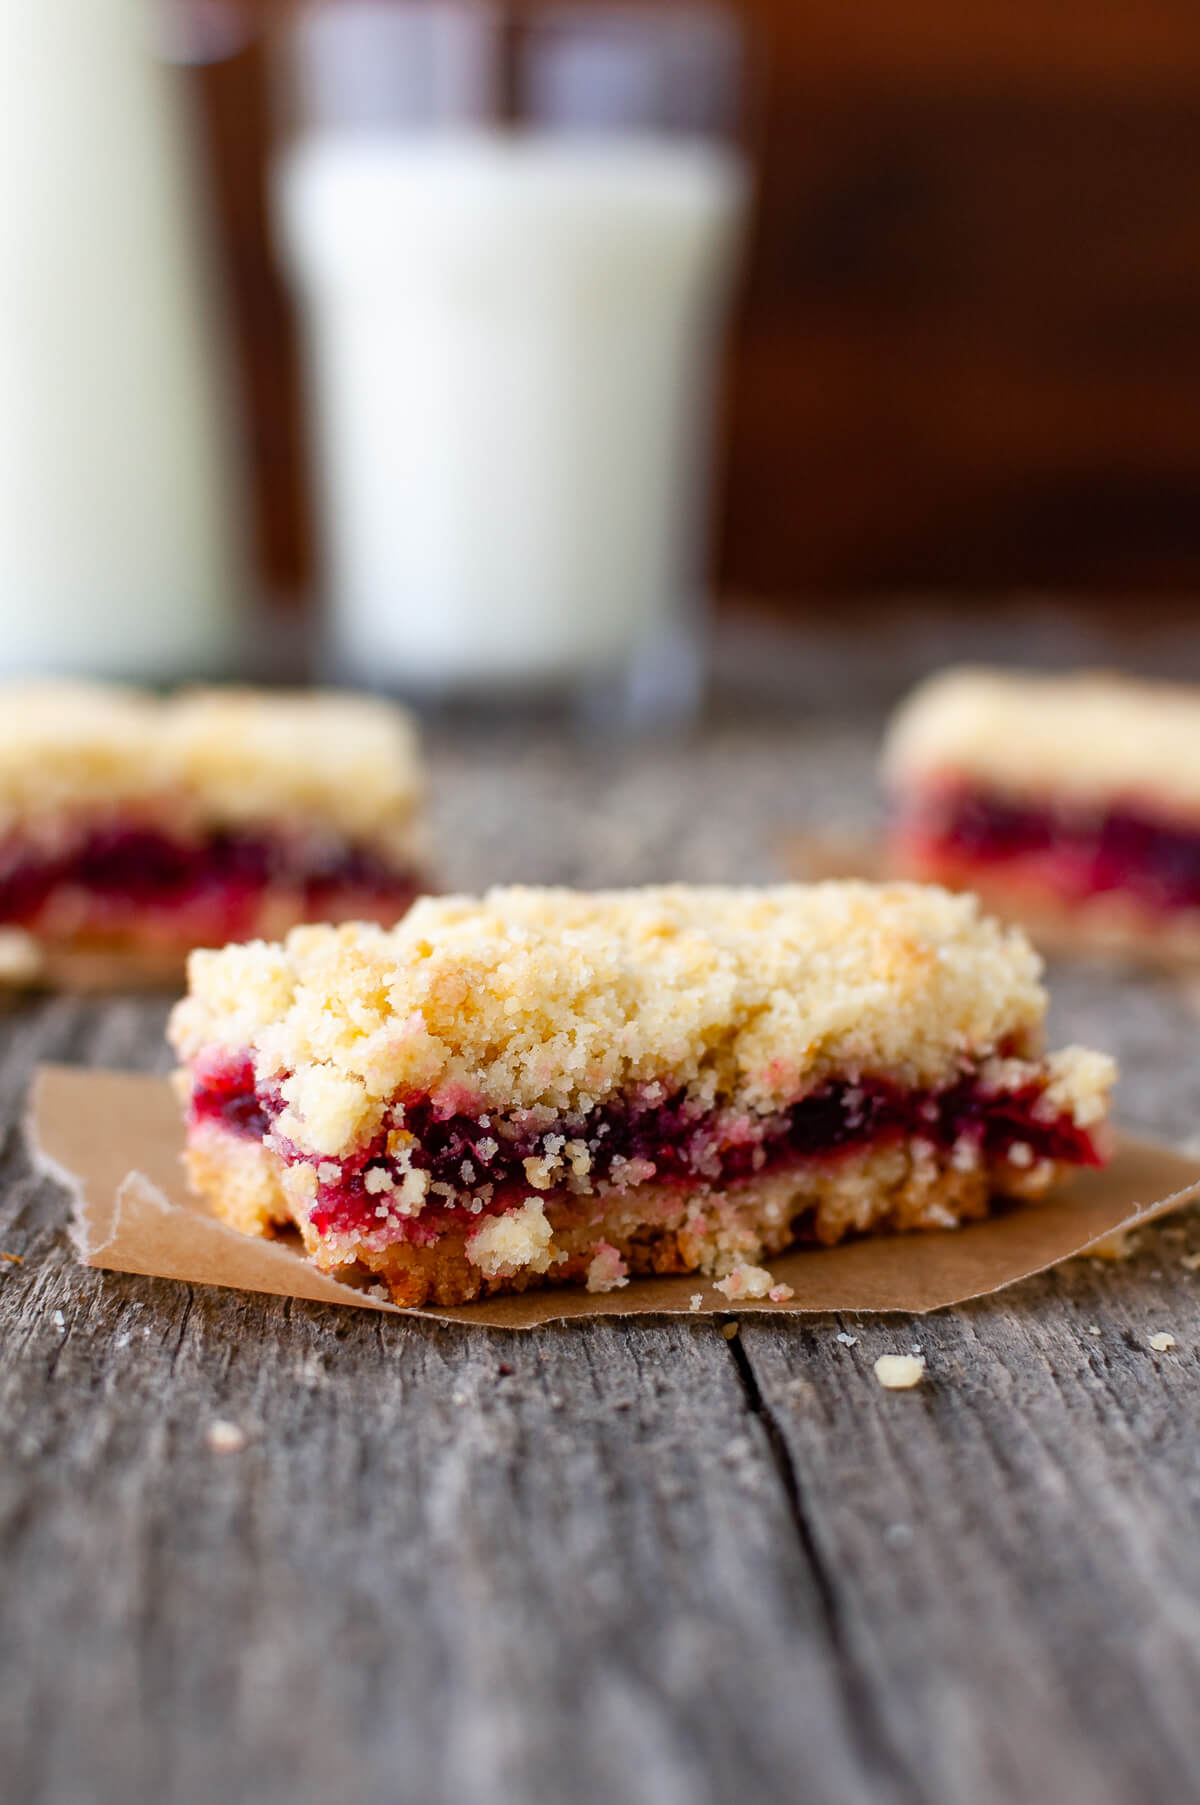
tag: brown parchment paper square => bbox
[28,1063,1200,1328]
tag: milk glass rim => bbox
[275,0,746,143]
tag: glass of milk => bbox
[274,0,749,725]
[0,1,245,681]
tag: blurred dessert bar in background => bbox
[169,881,1115,1308]
[883,668,1200,956]
[0,683,427,968]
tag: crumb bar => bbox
[883,667,1200,953]
[168,882,1116,1308]
[0,682,427,957]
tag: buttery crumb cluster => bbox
[0,681,424,848]
[884,667,1200,812]
[170,882,1117,1309]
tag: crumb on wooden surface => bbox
[688,1293,704,1312]
[874,1353,926,1391]
[206,1421,247,1454]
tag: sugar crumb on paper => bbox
[1090,1227,1139,1262]
[714,1264,775,1301]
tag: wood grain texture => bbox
[3,709,1200,1804]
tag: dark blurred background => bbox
[190,0,1200,610]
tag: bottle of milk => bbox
[0,1,244,680]
[275,1,748,723]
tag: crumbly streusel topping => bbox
[883,667,1200,813]
[0,681,424,853]
[168,881,1095,1160]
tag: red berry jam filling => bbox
[0,823,421,943]
[190,1052,1103,1248]
[191,1054,276,1142]
[895,784,1200,913]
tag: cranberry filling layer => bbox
[0,823,421,941]
[896,785,1200,913]
[192,1054,1102,1248]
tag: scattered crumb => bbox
[0,927,42,984]
[1090,1228,1138,1262]
[51,1309,65,1330]
[910,1344,923,1355]
[688,1293,704,1312]
[1182,1253,1200,1272]
[0,1250,23,1265]
[1086,1324,1102,1336]
[585,1243,629,1294]
[720,1322,740,1340]
[467,1198,555,1279]
[874,1353,926,1390]
[206,1421,246,1454]
[768,1284,795,1303]
[715,1263,775,1301]
[1148,1332,1177,1353]
[836,1332,858,1347]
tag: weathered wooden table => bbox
[3,704,1200,1805]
